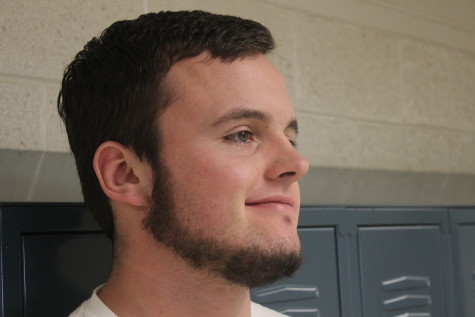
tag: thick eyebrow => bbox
[211,107,299,135]
[211,108,270,127]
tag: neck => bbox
[98,233,251,317]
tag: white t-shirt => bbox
[69,286,287,317]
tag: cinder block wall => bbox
[1,0,475,174]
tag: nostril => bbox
[279,171,296,178]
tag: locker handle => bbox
[382,276,430,292]
[252,284,319,303]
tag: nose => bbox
[265,139,309,183]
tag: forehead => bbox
[161,53,295,128]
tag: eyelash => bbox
[224,130,298,148]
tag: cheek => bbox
[169,151,259,214]
[180,149,257,190]
[170,154,258,234]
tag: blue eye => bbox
[237,131,252,142]
[225,130,254,143]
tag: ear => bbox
[93,141,151,207]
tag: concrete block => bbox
[297,112,454,173]
[448,49,475,133]
[450,132,475,174]
[399,39,475,132]
[297,113,362,169]
[0,81,44,150]
[292,14,404,124]
[0,0,143,80]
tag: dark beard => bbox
[143,158,302,288]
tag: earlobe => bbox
[93,141,150,207]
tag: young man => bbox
[59,10,309,317]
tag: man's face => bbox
[145,53,309,287]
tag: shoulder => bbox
[250,302,289,317]
[68,286,117,317]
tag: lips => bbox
[245,195,295,209]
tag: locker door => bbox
[251,227,341,317]
[22,233,112,317]
[357,225,447,317]
[451,209,475,317]
[0,204,112,317]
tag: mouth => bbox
[245,195,295,210]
